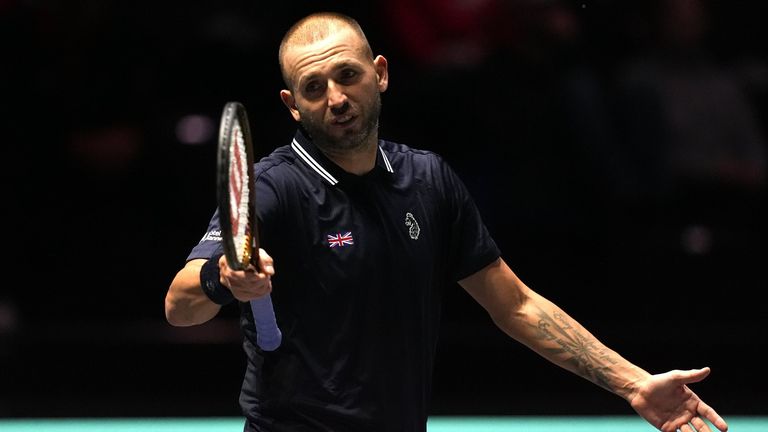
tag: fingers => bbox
[677,417,710,432]
[670,401,728,432]
[218,249,276,302]
[673,367,711,385]
[220,249,275,277]
[671,369,727,431]
[697,400,728,431]
[227,270,272,301]
[258,248,275,276]
[677,416,725,432]
[691,416,712,432]
[217,253,229,269]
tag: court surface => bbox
[0,416,764,431]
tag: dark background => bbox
[2,0,767,418]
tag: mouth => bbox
[331,114,356,127]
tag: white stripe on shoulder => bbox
[291,139,339,185]
[379,146,394,173]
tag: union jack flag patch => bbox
[327,232,354,248]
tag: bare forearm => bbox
[460,260,726,431]
[165,260,221,326]
[500,291,650,400]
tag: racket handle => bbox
[250,295,282,351]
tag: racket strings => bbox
[229,122,253,266]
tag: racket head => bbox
[216,101,260,271]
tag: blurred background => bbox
[2,0,767,418]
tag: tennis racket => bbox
[217,101,282,351]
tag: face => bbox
[280,28,389,154]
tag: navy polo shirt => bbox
[188,129,500,432]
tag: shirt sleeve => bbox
[438,155,501,281]
[185,162,281,262]
[186,208,225,261]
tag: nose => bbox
[327,81,348,111]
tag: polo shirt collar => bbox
[290,128,394,186]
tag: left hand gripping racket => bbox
[217,101,282,351]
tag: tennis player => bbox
[165,11,728,432]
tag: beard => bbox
[298,92,381,156]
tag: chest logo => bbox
[405,212,420,240]
[327,232,354,248]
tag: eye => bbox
[304,80,323,96]
[338,68,358,83]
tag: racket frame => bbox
[216,101,259,271]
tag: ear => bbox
[280,89,301,122]
[373,55,389,93]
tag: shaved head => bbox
[279,12,373,90]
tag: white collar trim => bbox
[291,139,339,185]
[379,146,394,173]
[291,139,395,184]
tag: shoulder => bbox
[253,144,297,180]
[380,138,470,202]
[380,139,449,173]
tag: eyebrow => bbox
[297,60,363,88]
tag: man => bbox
[165,12,728,432]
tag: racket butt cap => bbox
[257,332,283,351]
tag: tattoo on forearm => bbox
[532,308,618,391]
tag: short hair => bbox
[278,12,373,89]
